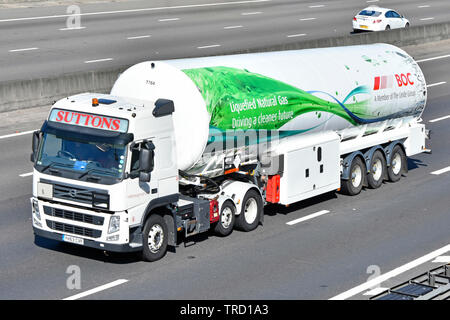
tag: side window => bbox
[129,141,155,178]
[385,11,392,18]
[129,142,142,178]
[393,11,401,18]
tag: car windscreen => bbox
[358,10,382,17]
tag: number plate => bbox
[360,25,368,29]
[62,234,84,245]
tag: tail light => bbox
[209,199,219,223]
[353,17,357,21]
[373,19,382,23]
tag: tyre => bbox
[385,25,391,30]
[387,145,406,182]
[141,214,168,262]
[367,150,386,189]
[235,189,263,232]
[341,156,365,196]
[214,200,236,237]
[405,23,410,28]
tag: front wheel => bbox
[235,190,263,232]
[405,22,410,28]
[142,214,168,262]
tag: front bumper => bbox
[33,226,142,253]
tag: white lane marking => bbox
[330,243,450,300]
[363,287,389,296]
[418,5,430,8]
[63,279,128,300]
[127,35,151,40]
[0,0,271,23]
[286,210,330,225]
[59,26,86,31]
[84,58,113,64]
[420,17,435,21]
[416,54,450,63]
[366,0,379,3]
[8,47,38,52]
[224,25,243,29]
[19,172,33,178]
[158,17,179,22]
[431,166,450,175]
[308,5,325,8]
[427,81,446,88]
[299,18,316,21]
[432,256,450,263]
[197,44,221,49]
[0,130,36,140]
[287,33,306,38]
[241,11,262,15]
[429,115,450,123]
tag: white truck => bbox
[31,44,429,261]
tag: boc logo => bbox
[395,73,414,87]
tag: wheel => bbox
[214,200,236,237]
[385,25,391,30]
[405,22,410,28]
[341,156,365,196]
[141,214,168,262]
[367,150,386,189]
[235,189,263,232]
[387,145,406,182]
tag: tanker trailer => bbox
[31,44,429,261]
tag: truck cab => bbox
[31,93,181,259]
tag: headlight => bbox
[32,199,41,221]
[108,216,120,234]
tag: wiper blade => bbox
[79,169,104,179]
[41,161,73,173]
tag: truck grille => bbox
[51,182,109,209]
[46,220,102,238]
[43,206,104,226]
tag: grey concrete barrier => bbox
[0,21,449,113]
[0,67,126,113]
[229,22,450,54]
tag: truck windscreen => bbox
[36,132,127,181]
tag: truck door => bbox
[126,140,159,208]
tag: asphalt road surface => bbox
[0,0,450,81]
[0,42,449,299]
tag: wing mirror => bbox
[138,141,155,182]
[31,130,40,162]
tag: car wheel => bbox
[385,25,391,30]
[405,22,410,28]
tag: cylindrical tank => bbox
[111,43,427,171]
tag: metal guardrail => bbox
[371,264,450,300]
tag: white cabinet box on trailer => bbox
[30,44,430,261]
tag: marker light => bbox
[92,98,99,107]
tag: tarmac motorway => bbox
[0,0,450,81]
[0,41,449,299]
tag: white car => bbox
[352,7,410,32]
